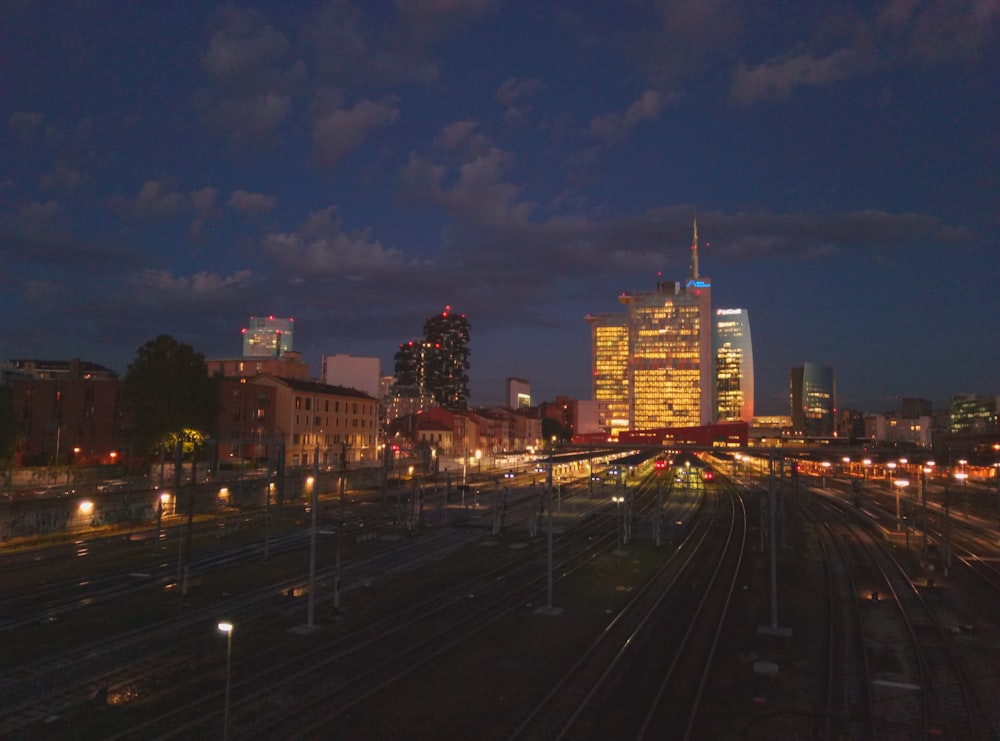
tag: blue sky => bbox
[2,0,997,414]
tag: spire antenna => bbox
[690,212,699,281]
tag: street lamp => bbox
[893,478,909,533]
[887,461,896,491]
[994,444,1000,543]
[612,495,624,550]
[218,621,234,741]
[475,449,482,476]
[821,461,831,489]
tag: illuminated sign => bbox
[716,309,742,315]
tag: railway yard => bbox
[1,452,999,740]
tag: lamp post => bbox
[612,495,624,550]
[306,447,319,628]
[217,621,234,741]
[887,461,896,492]
[475,448,482,476]
[821,461,831,489]
[893,478,909,534]
[994,444,1000,543]
[921,465,932,550]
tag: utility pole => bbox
[306,447,319,628]
[334,442,346,612]
[182,450,197,602]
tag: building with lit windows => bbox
[713,308,754,422]
[948,394,999,434]
[622,221,712,429]
[251,375,378,467]
[506,377,531,409]
[242,316,294,357]
[587,219,713,432]
[585,313,629,433]
[206,351,310,381]
[790,362,836,436]
[394,307,470,410]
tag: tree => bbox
[123,335,219,456]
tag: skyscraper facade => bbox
[585,313,629,433]
[713,308,754,421]
[423,308,471,409]
[588,219,713,432]
[790,362,836,436]
[242,316,294,357]
[393,307,471,410]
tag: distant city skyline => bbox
[2,3,997,415]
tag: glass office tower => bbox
[242,316,294,357]
[790,362,836,436]
[713,308,754,421]
[586,313,630,433]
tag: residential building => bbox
[8,359,127,466]
[394,307,471,410]
[251,376,378,467]
[206,351,310,381]
[322,354,381,398]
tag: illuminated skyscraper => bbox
[394,307,471,410]
[713,308,754,421]
[242,316,294,357]
[585,313,629,433]
[790,362,836,436]
[589,219,713,431]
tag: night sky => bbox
[2,1,997,414]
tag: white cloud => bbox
[496,77,546,125]
[263,207,406,273]
[128,269,254,301]
[312,98,400,166]
[110,180,187,220]
[228,189,277,217]
[730,48,870,106]
[590,90,667,140]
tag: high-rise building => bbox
[393,307,471,410]
[790,362,836,436]
[948,394,999,434]
[587,218,713,431]
[585,313,629,433]
[242,316,294,357]
[506,378,531,409]
[713,308,754,422]
[423,308,470,409]
[622,220,712,429]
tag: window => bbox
[305,398,312,411]
[295,397,302,410]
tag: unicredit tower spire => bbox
[690,214,699,281]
